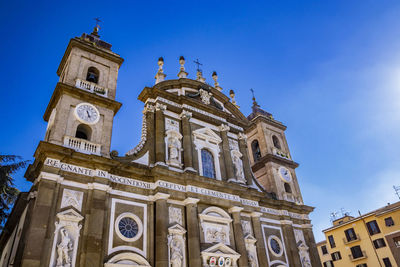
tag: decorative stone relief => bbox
[219,124,230,132]
[49,209,83,267]
[201,243,240,267]
[228,139,239,151]
[199,207,232,245]
[199,89,212,104]
[166,118,180,132]
[60,189,83,212]
[169,207,183,225]
[168,224,187,267]
[241,220,253,236]
[294,229,312,267]
[126,111,148,156]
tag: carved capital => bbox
[250,212,262,218]
[219,124,230,132]
[151,192,170,201]
[143,104,155,113]
[228,206,244,213]
[238,132,247,140]
[183,197,200,206]
[180,110,192,119]
[155,103,167,112]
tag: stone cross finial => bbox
[155,57,167,84]
[177,56,188,78]
[212,71,222,91]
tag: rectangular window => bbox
[385,217,394,227]
[394,236,400,247]
[324,261,334,267]
[328,235,336,248]
[373,238,386,249]
[331,251,342,261]
[350,245,364,259]
[366,220,381,235]
[321,245,328,255]
[356,264,367,267]
[383,257,392,267]
[344,228,357,242]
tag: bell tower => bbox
[245,96,304,204]
[43,26,123,156]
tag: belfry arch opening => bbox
[75,124,92,141]
[272,135,281,149]
[251,139,261,162]
[86,66,100,84]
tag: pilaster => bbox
[280,221,301,267]
[302,226,322,267]
[184,198,201,267]
[155,103,167,166]
[180,110,195,172]
[144,104,156,165]
[154,193,170,267]
[229,207,249,267]
[250,212,269,266]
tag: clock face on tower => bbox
[74,103,100,124]
[278,166,292,182]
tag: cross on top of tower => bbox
[193,59,203,72]
[92,17,101,36]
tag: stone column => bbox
[155,103,167,166]
[180,110,195,172]
[250,212,269,266]
[184,198,201,267]
[302,225,322,267]
[219,124,235,181]
[281,221,301,267]
[229,207,249,267]
[144,104,156,165]
[154,193,170,267]
[238,133,253,186]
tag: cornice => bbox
[57,37,124,76]
[43,82,122,121]
[251,154,299,173]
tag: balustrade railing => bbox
[63,136,101,155]
[75,79,108,97]
[272,148,291,160]
[349,250,367,261]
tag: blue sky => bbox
[1,0,400,241]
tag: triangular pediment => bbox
[202,242,240,256]
[56,208,84,222]
[193,127,222,144]
[168,223,187,234]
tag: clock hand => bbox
[86,110,91,118]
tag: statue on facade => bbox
[170,239,183,267]
[248,253,257,267]
[168,137,180,162]
[232,154,245,182]
[56,228,72,267]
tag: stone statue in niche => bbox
[56,228,72,267]
[248,253,257,267]
[231,152,245,184]
[170,238,183,267]
[168,137,180,161]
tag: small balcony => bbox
[272,148,291,160]
[63,136,101,155]
[343,234,361,245]
[75,78,108,97]
[349,251,367,261]
[282,193,302,204]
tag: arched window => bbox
[201,149,215,179]
[272,135,281,149]
[284,182,292,193]
[86,67,99,84]
[75,124,92,140]
[251,140,262,162]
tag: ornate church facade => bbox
[0,28,321,267]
